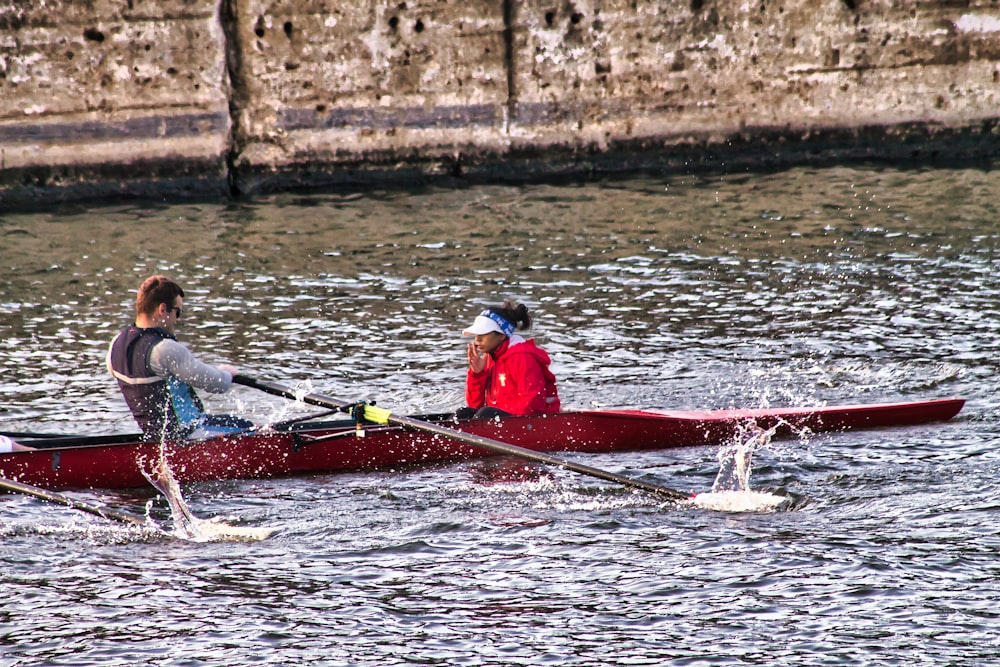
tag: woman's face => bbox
[473,331,507,356]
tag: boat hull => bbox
[0,398,965,490]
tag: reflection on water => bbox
[1,165,999,665]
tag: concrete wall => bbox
[2,0,999,207]
[0,1,232,203]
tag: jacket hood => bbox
[503,337,552,365]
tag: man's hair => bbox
[136,275,184,316]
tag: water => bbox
[2,165,1000,665]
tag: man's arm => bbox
[149,339,234,393]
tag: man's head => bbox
[136,275,185,331]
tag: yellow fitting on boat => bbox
[362,404,392,425]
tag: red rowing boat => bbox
[0,397,964,490]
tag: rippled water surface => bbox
[2,166,1000,665]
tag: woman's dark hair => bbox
[488,300,531,331]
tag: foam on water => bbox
[687,420,794,512]
[690,489,791,512]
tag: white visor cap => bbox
[463,315,505,336]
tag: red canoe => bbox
[0,398,964,490]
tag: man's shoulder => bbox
[150,336,187,356]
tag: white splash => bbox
[709,420,774,493]
[141,457,275,542]
[690,421,790,512]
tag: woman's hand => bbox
[467,343,487,374]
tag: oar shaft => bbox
[233,375,690,502]
[0,477,147,526]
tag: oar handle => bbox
[234,375,691,502]
[235,375,356,410]
[233,375,319,403]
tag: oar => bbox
[0,431,70,439]
[232,375,691,502]
[0,476,148,527]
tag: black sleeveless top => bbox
[108,325,204,440]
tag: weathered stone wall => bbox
[0,0,232,203]
[1,0,999,207]
[227,0,511,191]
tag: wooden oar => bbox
[233,375,692,502]
[0,476,148,526]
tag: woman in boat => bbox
[107,275,254,441]
[461,300,560,419]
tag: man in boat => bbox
[107,275,253,441]
[461,300,560,419]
